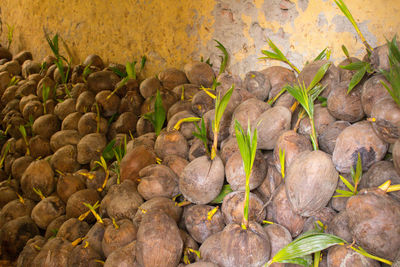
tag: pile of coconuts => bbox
[0,34,399,267]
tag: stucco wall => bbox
[0,0,399,77]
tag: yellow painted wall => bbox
[0,0,399,77]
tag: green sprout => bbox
[193,117,210,156]
[339,61,373,94]
[200,56,212,67]
[82,201,103,224]
[6,23,14,50]
[82,63,92,83]
[18,125,30,155]
[215,39,228,74]
[143,90,166,136]
[341,45,351,60]
[334,152,362,198]
[0,142,11,169]
[210,86,234,160]
[279,148,285,179]
[44,32,71,85]
[260,38,300,74]
[267,230,392,266]
[94,156,109,192]
[234,120,257,230]
[94,103,101,134]
[380,36,400,107]
[267,87,286,105]
[32,187,45,200]
[8,76,20,87]
[107,56,147,100]
[211,184,233,204]
[334,0,373,54]
[42,85,51,114]
[284,62,331,150]
[313,47,331,62]
[102,136,127,185]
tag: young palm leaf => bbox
[285,62,330,150]
[342,45,350,59]
[143,90,166,136]
[6,24,14,50]
[193,117,209,155]
[260,39,300,73]
[215,40,229,74]
[334,153,363,197]
[314,47,331,61]
[211,184,233,204]
[334,0,373,54]
[211,86,234,160]
[234,120,257,230]
[340,61,373,93]
[380,36,400,107]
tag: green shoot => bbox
[6,23,14,50]
[18,125,30,155]
[193,117,210,156]
[107,77,128,100]
[8,76,20,87]
[318,96,327,107]
[32,187,45,200]
[260,39,300,73]
[342,45,350,60]
[42,85,51,114]
[314,47,331,61]
[0,142,11,169]
[143,90,166,136]
[44,32,71,91]
[94,156,109,192]
[215,40,229,74]
[82,63,92,82]
[126,61,137,80]
[334,152,362,197]
[211,86,234,160]
[211,184,233,204]
[334,0,373,54]
[183,248,201,265]
[380,36,400,107]
[140,55,147,73]
[285,63,331,150]
[267,230,392,266]
[234,120,258,230]
[173,117,201,131]
[279,148,285,179]
[82,201,103,224]
[50,229,59,239]
[267,87,286,105]
[339,61,373,93]
[95,103,100,134]
[200,56,213,67]
[110,67,127,78]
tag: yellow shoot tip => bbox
[262,220,274,225]
[201,87,216,99]
[156,157,162,164]
[112,217,119,229]
[83,241,89,248]
[78,172,95,180]
[379,180,391,192]
[367,117,376,122]
[16,193,24,204]
[207,206,219,221]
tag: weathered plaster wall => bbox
[0,0,399,77]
